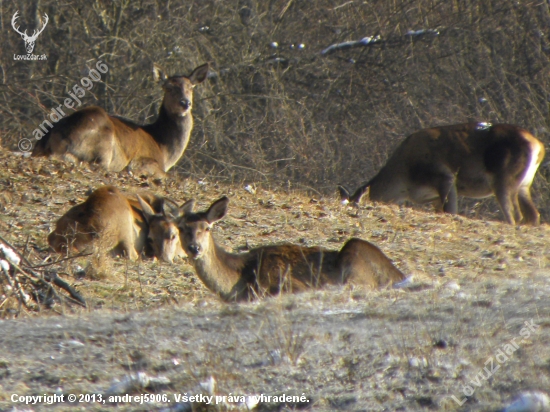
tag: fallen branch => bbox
[0,233,87,315]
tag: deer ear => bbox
[136,195,156,223]
[206,196,229,223]
[179,199,195,217]
[189,63,209,85]
[337,185,350,202]
[153,64,168,82]
[160,199,177,219]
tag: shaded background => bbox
[1,0,549,221]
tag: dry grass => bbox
[2,149,548,313]
[0,149,549,410]
[2,0,550,219]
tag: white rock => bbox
[59,340,85,348]
[105,372,170,395]
[445,281,460,290]
[199,375,216,394]
[246,395,260,410]
[503,392,550,412]
[393,276,415,289]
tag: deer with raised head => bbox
[176,196,408,301]
[339,123,545,225]
[32,63,209,177]
[12,11,49,54]
[48,186,183,262]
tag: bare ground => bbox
[0,149,549,411]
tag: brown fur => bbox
[136,195,185,263]
[176,197,407,301]
[32,64,209,176]
[48,186,182,262]
[339,123,545,225]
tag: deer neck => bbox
[367,166,406,202]
[192,236,250,301]
[143,106,193,171]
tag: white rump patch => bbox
[521,136,543,188]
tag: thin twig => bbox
[0,233,86,308]
[0,233,33,267]
[45,272,87,307]
[197,151,271,179]
[30,252,93,269]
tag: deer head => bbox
[12,11,49,54]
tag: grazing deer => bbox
[48,186,183,262]
[32,63,209,176]
[176,196,407,301]
[339,123,545,225]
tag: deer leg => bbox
[437,174,458,214]
[127,157,167,179]
[518,186,540,225]
[93,138,116,171]
[337,185,351,202]
[494,178,517,225]
[511,191,522,224]
[349,184,370,203]
[431,198,445,213]
[115,239,139,260]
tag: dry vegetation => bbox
[1,0,550,411]
[2,0,550,218]
[0,150,549,411]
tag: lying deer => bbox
[176,196,408,301]
[32,63,209,176]
[48,186,183,262]
[339,123,545,225]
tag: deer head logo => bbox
[11,11,49,54]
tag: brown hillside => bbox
[0,149,549,410]
[1,0,550,220]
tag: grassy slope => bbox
[0,148,549,410]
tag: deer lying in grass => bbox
[32,64,209,177]
[339,123,545,225]
[48,186,183,262]
[176,196,408,301]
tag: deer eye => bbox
[205,227,210,232]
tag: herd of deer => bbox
[29,64,546,302]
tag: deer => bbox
[338,123,545,225]
[175,196,409,302]
[12,11,49,54]
[48,186,184,262]
[32,63,209,177]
